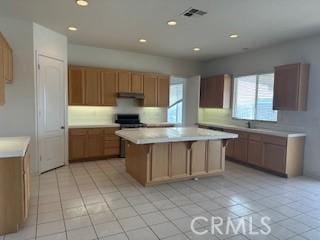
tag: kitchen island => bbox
[116,127,238,186]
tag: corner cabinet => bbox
[0,145,30,235]
[200,74,231,108]
[273,63,310,111]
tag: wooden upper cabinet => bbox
[0,37,4,105]
[131,72,143,93]
[273,63,310,111]
[0,33,13,84]
[118,71,131,93]
[85,68,100,105]
[68,66,85,105]
[143,74,158,106]
[157,75,169,107]
[101,70,117,106]
[199,74,231,108]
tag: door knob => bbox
[61,126,65,129]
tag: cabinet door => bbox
[87,129,104,158]
[273,64,300,110]
[190,141,207,176]
[118,71,131,92]
[8,47,13,82]
[101,70,117,106]
[263,143,286,173]
[171,142,189,178]
[207,140,224,173]
[248,140,263,167]
[157,75,169,107]
[143,74,158,106]
[131,72,143,93]
[23,147,31,222]
[85,68,100,105]
[0,38,4,105]
[225,139,234,158]
[233,139,248,162]
[206,75,224,108]
[69,129,87,161]
[151,143,170,181]
[69,67,85,105]
[199,78,207,107]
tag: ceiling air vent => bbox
[181,7,207,17]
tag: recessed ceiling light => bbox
[193,47,200,51]
[76,0,88,6]
[167,20,177,26]
[139,38,147,43]
[68,26,78,31]
[229,34,239,39]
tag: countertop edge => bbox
[116,130,238,145]
[68,123,120,129]
[0,136,31,158]
[198,122,306,138]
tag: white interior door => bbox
[37,55,65,173]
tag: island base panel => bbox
[125,140,225,186]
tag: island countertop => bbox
[116,127,238,144]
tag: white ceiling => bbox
[2,0,320,61]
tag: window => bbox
[233,73,277,122]
[168,79,185,124]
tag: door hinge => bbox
[38,64,40,70]
[40,156,42,161]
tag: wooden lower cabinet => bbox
[0,145,30,235]
[87,129,104,158]
[263,143,286,173]
[126,140,225,186]
[248,140,264,167]
[222,128,305,177]
[69,128,120,161]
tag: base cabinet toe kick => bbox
[125,140,227,186]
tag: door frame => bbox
[34,51,69,174]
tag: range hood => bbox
[117,92,144,100]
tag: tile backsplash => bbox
[68,99,167,125]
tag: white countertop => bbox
[69,123,120,129]
[116,127,238,144]
[0,137,31,158]
[198,122,306,138]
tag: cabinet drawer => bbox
[249,134,262,141]
[105,135,119,141]
[105,140,120,148]
[69,129,87,136]
[263,135,287,146]
[87,128,103,135]
[104,148,120,156]
[104,128,119,134]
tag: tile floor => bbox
[2,159,320,240]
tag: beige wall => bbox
[0,17,36,172]
[202,34,320,179]
[68,44,202,77]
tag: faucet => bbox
[247,121,253,129]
